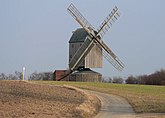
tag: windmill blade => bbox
[97,6,121,38]
[67,3,95,35]
[100,41,125,71]
[67,3,125,72]
[79,31,125,71]
[102,49,124,71]
[69,36,95,71]
[77,28,125,71]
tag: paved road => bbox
[86,90,165,118]
[86,90,135,118]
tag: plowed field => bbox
[0,81,86,118]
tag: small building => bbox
[54,68,102,82]
[54,70,69,81]
[69,68,102,82]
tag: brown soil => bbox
[0,81,87,118]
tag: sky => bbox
[0,0,165,78]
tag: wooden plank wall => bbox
[69,42,103,68]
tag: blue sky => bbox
[0,0,165,78]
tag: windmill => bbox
[59,3,125,81]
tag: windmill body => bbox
[69,28,102,82]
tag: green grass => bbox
[33,81,165,113]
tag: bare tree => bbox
[0,73,7,80]
[126,69,165,85]
[14,71,22,80]
[28,72,53,81]
[108,77,113,83]
[102,76,108,83]
[112,77,123,84]
[126,75,139,84]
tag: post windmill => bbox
[58,3,125,81]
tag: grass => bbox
[33,81,165,113]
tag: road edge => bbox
[63,85,101,118]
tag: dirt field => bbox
[0,81,94,118]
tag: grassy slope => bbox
[33,81,165,113]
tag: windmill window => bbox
[80,44,82,46]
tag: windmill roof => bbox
[69,28,88,43]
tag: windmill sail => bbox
[67,4,97,71]
[93,38,125,71]
[67,3,125,72]
[67,3,95,36]
[101,42,125,71]
[102,50,124,71]
[97,6,121,38]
